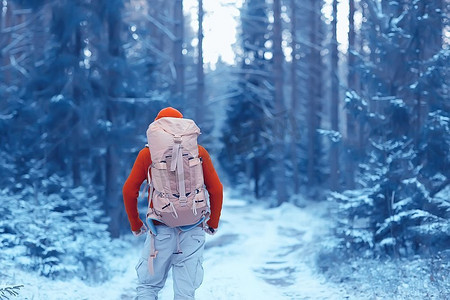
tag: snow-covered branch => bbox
[0,285,24,299]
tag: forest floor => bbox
[4,192,450,299]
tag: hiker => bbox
[123,107,223,300]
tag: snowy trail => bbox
[157,195,349,300]
[13,195,350,299]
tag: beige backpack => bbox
[145,117,210,229]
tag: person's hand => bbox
[204,226,217,235]
[132,224,148,237]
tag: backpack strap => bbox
[139,166,152,216]
[147,233,158,275]
[170,135,187,206]
[145,166,158,235]
[147,166,153,205]
[145,163,158,275]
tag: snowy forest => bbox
[1,0,449,299]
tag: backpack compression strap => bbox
[147,166,154,208]
[170,135,187,205]
[145,166,158,235]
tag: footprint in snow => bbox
[254,265,297,287]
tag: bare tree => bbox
[144,0,177,92]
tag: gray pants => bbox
[135,225,205,300]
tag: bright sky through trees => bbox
[186,0,354,67]
[185,0,243,67]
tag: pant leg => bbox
[136,226,176,300]
[172,226,205,300]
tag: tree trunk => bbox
[173,0,185,98]
[254,157,260,199]
[330,0,339,191]
[196,0,205,125]
[273,0,287,205]
[1,0,12,85]
[105,6,123,238]
[345,0,356,189]
[289,0,300,194]
[72,24,82,187]
[307,0,321,186]
[413,0,442,144]
[0,1,3,84]
[357,1,367,157]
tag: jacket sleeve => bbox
[199,145,223,229]
[122,148,151,231]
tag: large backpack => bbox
[145,117,210,229]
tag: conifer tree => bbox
[221,0,274,199]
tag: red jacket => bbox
[122,108,223,232]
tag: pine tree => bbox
[221,0,274,199]
[335,0,450,255]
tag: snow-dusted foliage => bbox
[0,0,448,295]
[0,176,111,281]
[0,0,171,282]
[220,0,275,199]
[331,178,450,255]
[333,0,450,255]
[0,285,24,300]
[0,0,171,237]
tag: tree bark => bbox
[196,0,204,124]
[105,5,123,238]
[290,0,300,194]
[1,0,12,85]
[273,0,287,205]
[72,24,82,187]
[0,1,3,84]
[307,0,321,186]
[330,0,339,191]
[345,0,356,189]
[173,0,185,98]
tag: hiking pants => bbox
[135,225,205,300]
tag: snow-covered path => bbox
[116,195,349,299]
[156,196,349,300]
[13,195,350,299]
[13,192,449,299]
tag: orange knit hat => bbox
[155,107,183,121]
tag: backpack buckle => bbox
[179,195,187,206]
[173,135,182,143]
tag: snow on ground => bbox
[4,192,449,299]
[4,193,348,299]
[2,237,140,300]
[184,197,348,300]
[156,195,349,300]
